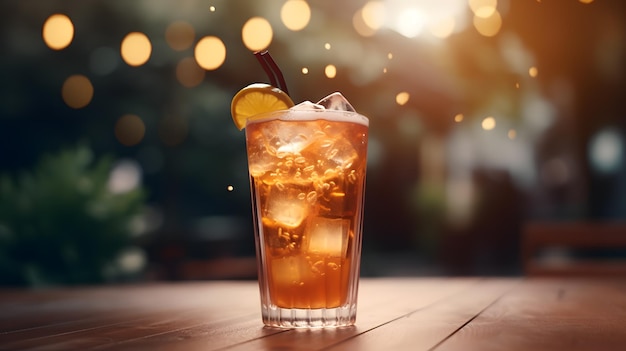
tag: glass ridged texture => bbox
[245,109,368,328]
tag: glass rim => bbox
[245,108,369,128]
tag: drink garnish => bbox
[230,51,293,130]
[230,83,294,130]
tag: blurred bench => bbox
[522,222,626,277]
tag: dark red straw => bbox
[254,51,277,88]
[254,50,289,95]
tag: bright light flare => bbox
[481,116,496,130]
[195,36,226,70]
[325,64,337,78]
[468,0,498,18]
[242,17,273,51]
[42,14,74,50]
[362,1,386,31]
[121,32,152,67]
[473,10,502,37]
[281,0,311,31]
[396,92,410,105]
[394,8,426,38]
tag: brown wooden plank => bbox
[82,278,480,351]
[320,278,519,351]
[209,278,485,351]
[0,281,260,350]
[434,278,626,351]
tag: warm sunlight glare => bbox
[428,17,456,38]
[473,10,502,37]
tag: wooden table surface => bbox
[1,277,626,351]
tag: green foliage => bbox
[0,146,145,287]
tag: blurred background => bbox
[1,0,625,287]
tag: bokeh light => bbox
[361,1,386,31]
[325,64,337,78]
[301,67,309,74]
[353,9,377,37]
[394,8,426,38]
[194,36,226,70]
[165,21,195,51]
[473,10,502,37]
[281,0,311,31]
[42,14,74,50]
[481,116,496,130]
[115,114,146,146]
[428,17,456,38]
[176,57,205,87]
[454,113,464,122]
[62,74,94,109]
[529,66,538,77]
[121,32,152,67]
[508,129,517,140]
[468,0,498,18]
[242,17,273,51]
[108,159,142,194]
[589,127,624,174]
[396,92,410,105]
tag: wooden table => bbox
[2,277,626,350]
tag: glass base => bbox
[262,304,357,328]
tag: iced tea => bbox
[246,106,368,328]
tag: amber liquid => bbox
[247,116,368,309]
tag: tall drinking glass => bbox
[244,100,368,328]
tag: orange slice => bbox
[230,83,294,130]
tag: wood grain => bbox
[2,278,625,351]
[434,278,626,351]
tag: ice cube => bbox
[325,138,358,169]
[305,217,350,257]
[290,100,325,111]
[265,193,308,229]
[270,256,315,286]
[247,130,279,177]
[266,122,321,158]
[316,92,356,112]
